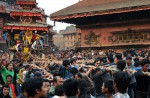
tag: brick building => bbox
[62,26,77,50]
[53,32,65,50]
[50,0,150,50]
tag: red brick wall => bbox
[81,23,150,48]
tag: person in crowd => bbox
[125,56,136,98]
[49,76,64,96]
[34,71,42,78]
[0,84,12,98]
[92,67,108,98]
[17,82,28,98]
[63,78,79,98]
[114,53,122,64]
[82,74,96,97]
[113,71,130,98]
[147,55,150,61]
[43,79,52,98]
[0,81,3,94]
[126,56,135,68]
[22,65,30,80]
[116,60,126,71]
[26,78,48,98]
[75,73,82,80]
[6,75,17,98]
[93,59,101,68]
[101,79,114,98]
[59,60,71,79]
[17,67,24,96]
[70,58,79,69]
[52,84,64,98]
[70,67,78,78]
[77,79,91,98]
[107,56,115,66]
[0,61,22,83]
[135,59,150,98]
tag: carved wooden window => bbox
[108,36,112,41]
[140,34,144,39]
[135,34,138,39]
[119,35,122,40]
[124,35,127,40]
[128,34,132,40]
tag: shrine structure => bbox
[2,0,54,61]
[50,0,150,50]
[0,1,8,50]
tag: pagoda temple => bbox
[0,1,12,51]
[2,0,54,61]
[50,0,150,50]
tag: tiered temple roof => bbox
[4,0,50,31]
[16,0,36,5]
[4,23,48,31]
[50,0,150,21]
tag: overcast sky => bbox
[36,0,79,32]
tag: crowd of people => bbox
[0,49,150,98]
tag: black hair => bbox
[94,59,100,64]
[147,55,150,60]
[55,84,64,96]
[6,63,14,69]
[94,68,100,74]
[117,60,126,71]
[63,60,70,67]
[63,78,79,97]
[53,77,57,83]
[113,71,130,94]
[141,59,150,67]
[79,95,91,98]
[126,56,132,60]
[53,76,62,83]
[70,67,78,78]
[108,56,114,63]
[6,63,10,68]
[6,75,12,79]
[76,73,82,79]
[134,61,141,67]
[70,58,76,64]
[21,81,27,93]
[34,71,42,78]
[26,78,44,97]
[25,65,30,69]
[2,84,10,90]
[133,58,139,62]
[115,53,122,60]
[123,51,127,58]
[103,79,114,94]
[43,78,50,83]
[1,84,10,97]
[78,79,90,97]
